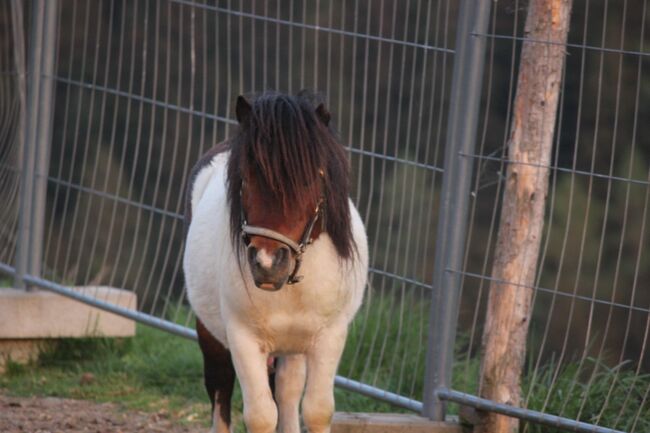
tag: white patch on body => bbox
[184,150,369,433]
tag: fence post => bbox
[14,0,58,289]
[422,0,492,420]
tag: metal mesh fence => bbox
[1,1,649,432]
[0,0,456,410]
[453,1,650,431]
[0,0,23,271]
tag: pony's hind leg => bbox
[275,354,307,433]
[197,319,235,433]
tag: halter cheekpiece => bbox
[240,184,324,285]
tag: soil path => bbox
[0,394,206,433]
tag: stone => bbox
[332,413,462,433]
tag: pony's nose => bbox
[247,244,293,291]
[247,245,290,271]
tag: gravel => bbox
[0,394,206,433]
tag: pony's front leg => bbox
[302,326,348,433]
[275,354,306,433]
[228,326,277,433]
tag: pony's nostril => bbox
[273,246,290,268]
[247,246,258,265]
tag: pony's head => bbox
[227,91,354,291]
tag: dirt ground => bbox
[0,394,206,433]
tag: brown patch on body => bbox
[242,171,323,254]
[196,318,235,429]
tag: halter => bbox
[240,190,324,285]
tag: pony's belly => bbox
[185,277,228,346]
[184,163,232,347]
[184,251,229,346]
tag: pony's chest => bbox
[236,282,346,351]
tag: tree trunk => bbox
[476,1,573,433]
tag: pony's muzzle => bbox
[247,245,292,291]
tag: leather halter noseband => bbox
[240,192,324,285]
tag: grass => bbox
[2,296,649,431]
[523,357,650,433]
[341,290,430,405]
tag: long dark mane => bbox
[227,91,355,260]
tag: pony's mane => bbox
[227,92,355,260]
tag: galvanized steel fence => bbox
[0,1,648,432]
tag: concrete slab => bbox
[332,413,462,433]
[0,286,137,339]
[0,286,137,373]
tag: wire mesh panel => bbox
[0,0,457,406]
[455,1,650,431]
[0,0,23,272]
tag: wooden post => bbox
[476,1,573,433]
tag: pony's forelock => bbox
[227,92,355,260]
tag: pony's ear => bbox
[315,103,331,126]
[235,95,252,124]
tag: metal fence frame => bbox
[1,1,642,433]
[12,0,57,290]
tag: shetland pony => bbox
[183,92,368,433]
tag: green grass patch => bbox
[523,358,650,432]
[341,290,429,409]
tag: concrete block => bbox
[0,286,137,338]
[332,413,462,433]
[0,287,137,373]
